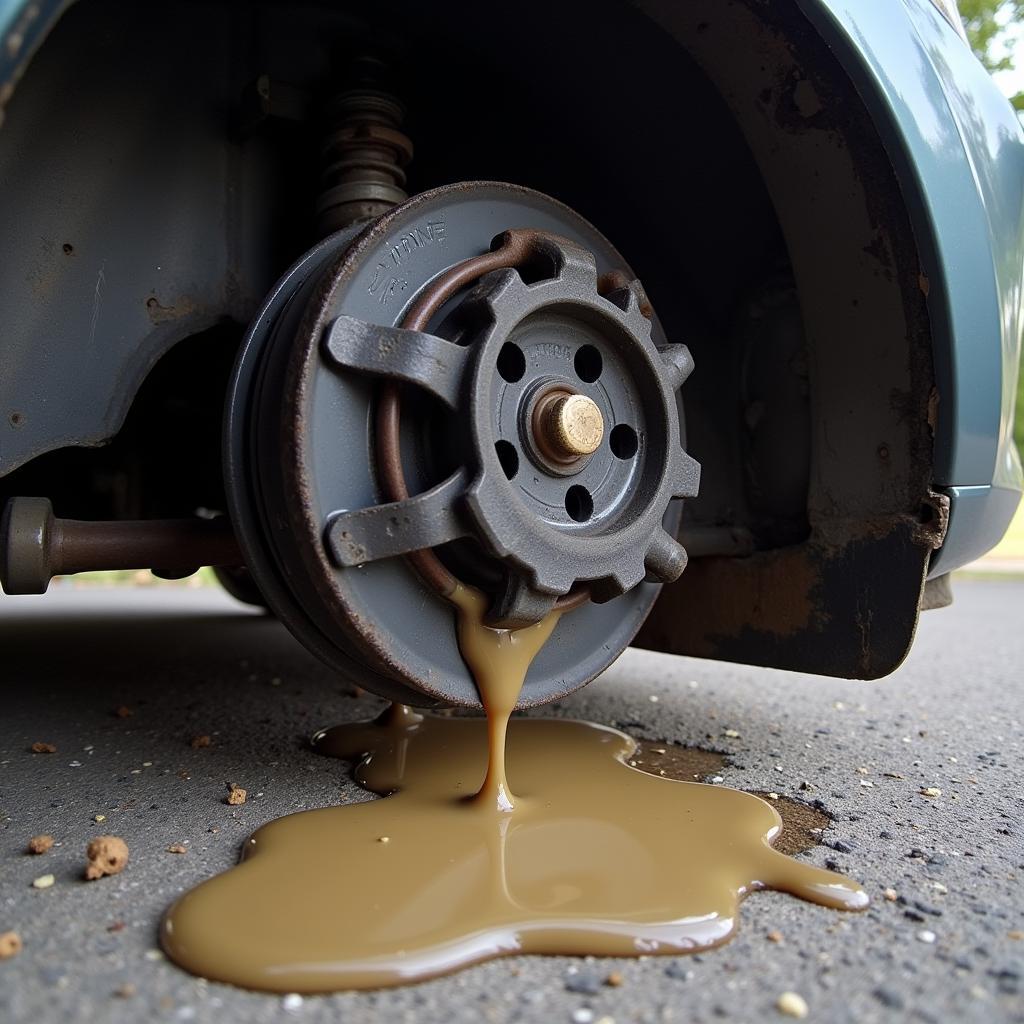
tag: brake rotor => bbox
[226,182,699,708]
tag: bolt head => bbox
[538,393,604,460]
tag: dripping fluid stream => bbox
[160,585,868,992]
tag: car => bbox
[1,0,1020,708]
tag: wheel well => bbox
[0,0,941,676]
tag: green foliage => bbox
[961,0,1024,107]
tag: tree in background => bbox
[962,0,1024,108]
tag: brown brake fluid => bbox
[160,585,867,992]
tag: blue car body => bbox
[799,0,1023,573]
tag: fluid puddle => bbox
[161,586,867,992]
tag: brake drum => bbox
[226,182,699,707]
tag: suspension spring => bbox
[315,57,413,236]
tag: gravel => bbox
[1,578,1022,1023]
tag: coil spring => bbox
[316,58,413,236]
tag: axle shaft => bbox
[0,497,241,594]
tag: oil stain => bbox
[627,741,832,857]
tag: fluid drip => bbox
[161,585,867,992]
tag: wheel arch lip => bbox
[797,0,1024,567]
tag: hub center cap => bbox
[533,390,604,463]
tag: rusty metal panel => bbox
[636,515,944,679]
[633,0,942,678]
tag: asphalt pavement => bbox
[1,578,1022,1024]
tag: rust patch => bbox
[792,78,822,119]
[636,545,822,659]
[145,294,198,324]
[927,386,939,434]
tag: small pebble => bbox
[918,930,937,944]
[94,814,106,823]
[282,993,303,1012]
[85,836,129,880]
[565,970,602,995]
[144,948,164,961]
[191,735,212,749]
[27,834,54,855]
[767,930,784,943]
[873,987,905,1010]
[0,932,22,959]
[32,874,55,889]
[114,706,133,718]
[776,992,809,1018]
[30,742,56,754]
[225,783,247,806]
[605,971,624,987]
[723,729,741,739]
[572,1010,595,1024]
[920,787,942,798]
[114,982,137,998]
[167,844,188,854]
[664,962,694,981]
[377,836,390,844]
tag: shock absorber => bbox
[315,56,414,237]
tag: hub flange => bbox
[226,182,700,707]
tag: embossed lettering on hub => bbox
[368,220,447,306]
[533,342,571,361]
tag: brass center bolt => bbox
[533,391,604,464]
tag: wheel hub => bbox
[226,182,700,707]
